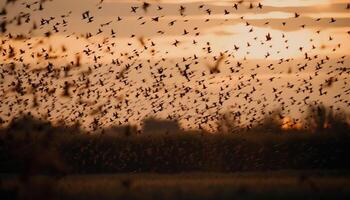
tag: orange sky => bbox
[0,0,349,131]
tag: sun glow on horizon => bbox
[0,0,349,132]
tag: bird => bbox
[142,2,150,12]
[0,0,348,135]
[266,33,272,41]
[131,6,138,13]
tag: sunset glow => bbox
[1,1,350,199]
[0,0,349,132]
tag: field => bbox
[1,116,350,199]
[1,171,350,200]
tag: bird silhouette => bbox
[0,0,348,133]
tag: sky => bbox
[0,0,349,132]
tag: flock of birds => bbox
[0,0,349,132]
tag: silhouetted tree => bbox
[306,104,349,134]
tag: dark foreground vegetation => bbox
[0,106,349,174]
[0,105,349,199]
[1,171,350,200]
[2,125,350,174]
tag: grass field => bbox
[1,171,350,200]
[1,115,349,199]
